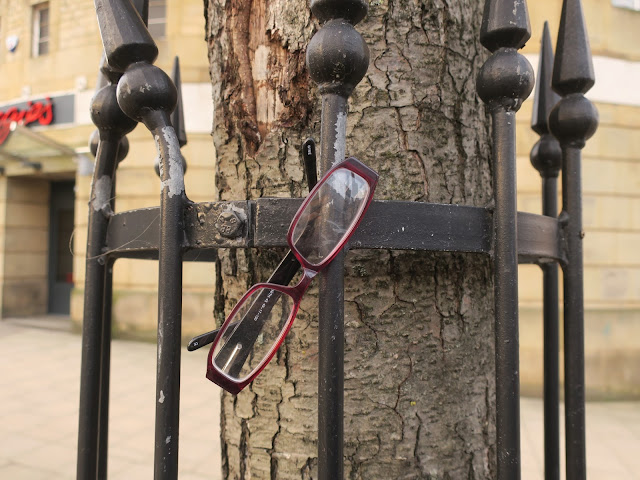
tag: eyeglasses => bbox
[206,157,378,394]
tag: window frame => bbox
[32,2,50,57]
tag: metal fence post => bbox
[88,105,129,479]
[80,0,596,477]
[115,46,184,480]
[306,1,369,477]
[77,72,136,479]
[93,1,186,478]
[548,1,598,478]
[530,22,563,480]
[477,0,534,478]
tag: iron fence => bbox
[77,0,597,478]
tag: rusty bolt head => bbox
[215,211,243,238]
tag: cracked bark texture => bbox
[205,0,496,478]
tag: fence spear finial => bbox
[532,22,561,136]
[131,0,149,25]
[549,0,598,147]
[477,0,534,111]
[94,0,157,72]
[530,22,562,179]
[480,0,532,52]
[552,0,595,96]
[171,56,187,148]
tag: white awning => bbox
[0,122,80,175]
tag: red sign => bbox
[0,97,54,145]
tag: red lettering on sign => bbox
[38,98,53,125]
[0,123,10,145]
[0,97,55,145]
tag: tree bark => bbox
[205,0,496,478]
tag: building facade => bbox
[518,0,640,397]
[0,0,217,338]
[0,0,637,397]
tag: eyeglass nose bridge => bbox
[285,267,317,304]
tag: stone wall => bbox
[518,1,640,398]
[0,178,50,316]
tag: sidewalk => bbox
[1,316,638,479]
[0,317,220,480]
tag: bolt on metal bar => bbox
[307,1,369,477]
[478,0,534,478]
[105,199,561,263]
[530,21,562,480]
[548,0,598,477]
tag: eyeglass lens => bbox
[292,168,369,265]
[212,287,294,381]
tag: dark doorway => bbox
[48,181,75,314]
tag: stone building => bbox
[0,0,637,396]
[0,0,216,337]
[518,0,640,397]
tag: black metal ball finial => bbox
[531,135,563,178]
[477,0,534,111]
[530,22,562,178]
[116,62,177,128]
[306,19,369,96]
[306,0,369,97]
[116,136,130,163]
[90,129,130,163]
[548,94,598,147]
[90,85,138,139]
[476,49,534,110]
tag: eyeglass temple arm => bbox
[213,278,293,378]
[187,139,318,352]
[187,252,300,352]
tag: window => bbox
[148,0,166,39]
[32,3,50,57]
[612,0,640,11]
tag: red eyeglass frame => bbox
[206,157,379,394]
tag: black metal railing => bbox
[530,21,563,480]
[76,0,597,479]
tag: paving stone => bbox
[1,317,639,480]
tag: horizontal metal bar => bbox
[517,211,561,264]
[104,199,560,262]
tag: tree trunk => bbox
[205,0,496,478]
